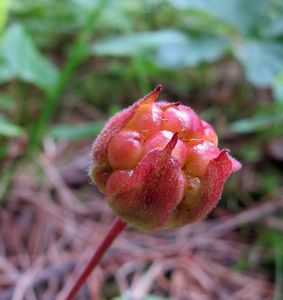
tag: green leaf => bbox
[0,53,16,83]
[262,17,283,38]
[91,30,228,68]
[0,116,24,137]
[170,0,266,34]
[0,94,16,111]
[1,24,58,89]
[235,40,283,87]
[49,121,104,140]
[91,30,187,57]
[71,0,100,10]
[156,35,229,68]
[230,111,283,134]
[261,2,283,38]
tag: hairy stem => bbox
[66,218,127,300]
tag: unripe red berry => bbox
[91,86,241,231]
[144,130,187,167]
[125,103,163,138]
[185,140,220,178]
[163,105,203,139]
[107,130,143,170]
[202,120,218,145]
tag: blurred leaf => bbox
[156,35,228,68]
[0,0,10,36]
[108,104,122,115]
[258,168,280,195]
[0,94,16,111]
[170,0,266,34]
[91,30,228,68]
[237,142,261,163]
[273,74,283,103]
[49,121,104,140]
[261,1,283,38]
[91,30,187,57]
[169,0,208,10]
[71,0,100,10]
[1,24,58,89]
[263,17,283,38]
[235,40,283,87]
[230,110,283,134]
[0,53,16,83]
[0,116,24,137]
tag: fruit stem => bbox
[66,218,127,300]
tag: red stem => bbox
[66,218,127,300]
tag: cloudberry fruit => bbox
[91,86,241,231]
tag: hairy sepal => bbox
[107,134,185,231]
[168,150,241,228]
[192,150,241,222]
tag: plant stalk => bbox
[66,218,127,300]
